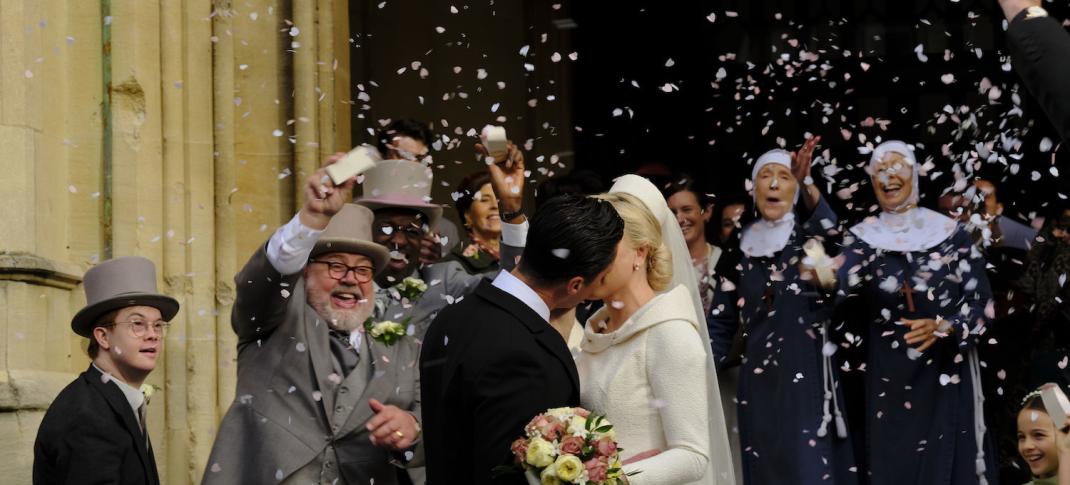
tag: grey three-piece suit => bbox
[202,247,421,485]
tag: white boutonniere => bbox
[140,384,161,404]
[363,318,409,346]
[396,276,428,301]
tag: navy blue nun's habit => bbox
[709,196,859,485]
[835,225,998,485]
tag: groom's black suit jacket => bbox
[420,280,580,484]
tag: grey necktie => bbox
[138,404,149,449]
[328,330,360,376]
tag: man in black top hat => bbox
[33,256,179,485]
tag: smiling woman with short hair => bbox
[449,170,503,275]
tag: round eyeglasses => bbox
[309,260,375,282]
[105,319,171,338]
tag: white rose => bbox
[526,437,556,468]
[566,415,586,435]
[553,455,584,483]
[545,407,574,419]
[539,464,563,485]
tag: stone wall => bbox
[0,0,352,482]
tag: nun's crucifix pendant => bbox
[762,287,776,312]
[900,282,917,313]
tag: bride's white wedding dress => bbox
[575,175,735,485]
[576,284,712,485]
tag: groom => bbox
[420,184,624,483]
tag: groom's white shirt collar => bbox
[491,269,550,323]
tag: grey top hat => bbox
[356,159,443,229]
[311,204,391,274]
[71,256,180,338]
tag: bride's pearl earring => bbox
[633,263,640,271]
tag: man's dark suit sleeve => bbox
[471,347,551,484]
[1007,12,1070,142]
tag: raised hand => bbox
[790,136,822,210]
[791,136,820,183]
[419,232,445,265]
[998,0,1041,22]
[475,141,526,220]
[299,153,357,230]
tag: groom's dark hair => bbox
[519,194,624,285]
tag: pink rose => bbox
[595,437,617,458]
[462,243,480,258]
[525,415,548,435]
[573,407,591,418]
[537,416,566,441]
[510,438,528,465]
[559,435,584,455]
[584,457,609,483]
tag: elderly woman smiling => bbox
[832,140,997,485]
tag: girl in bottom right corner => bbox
[1018,386,1070,485]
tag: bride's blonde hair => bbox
[593,192,672,292]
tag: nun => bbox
[708,138,859,485]
[833,140,996,485]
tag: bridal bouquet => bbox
[506,406,635,485]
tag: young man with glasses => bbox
[34,256,179,485]
[203,157,423,485]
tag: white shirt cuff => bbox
[500,219,528,248]
[266,214,324,275]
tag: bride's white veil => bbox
[608,174,736,485]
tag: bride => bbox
[575,175,735,485]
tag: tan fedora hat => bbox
[355,159,443,229]
[310,204,391,274]
[71,256,180,338]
